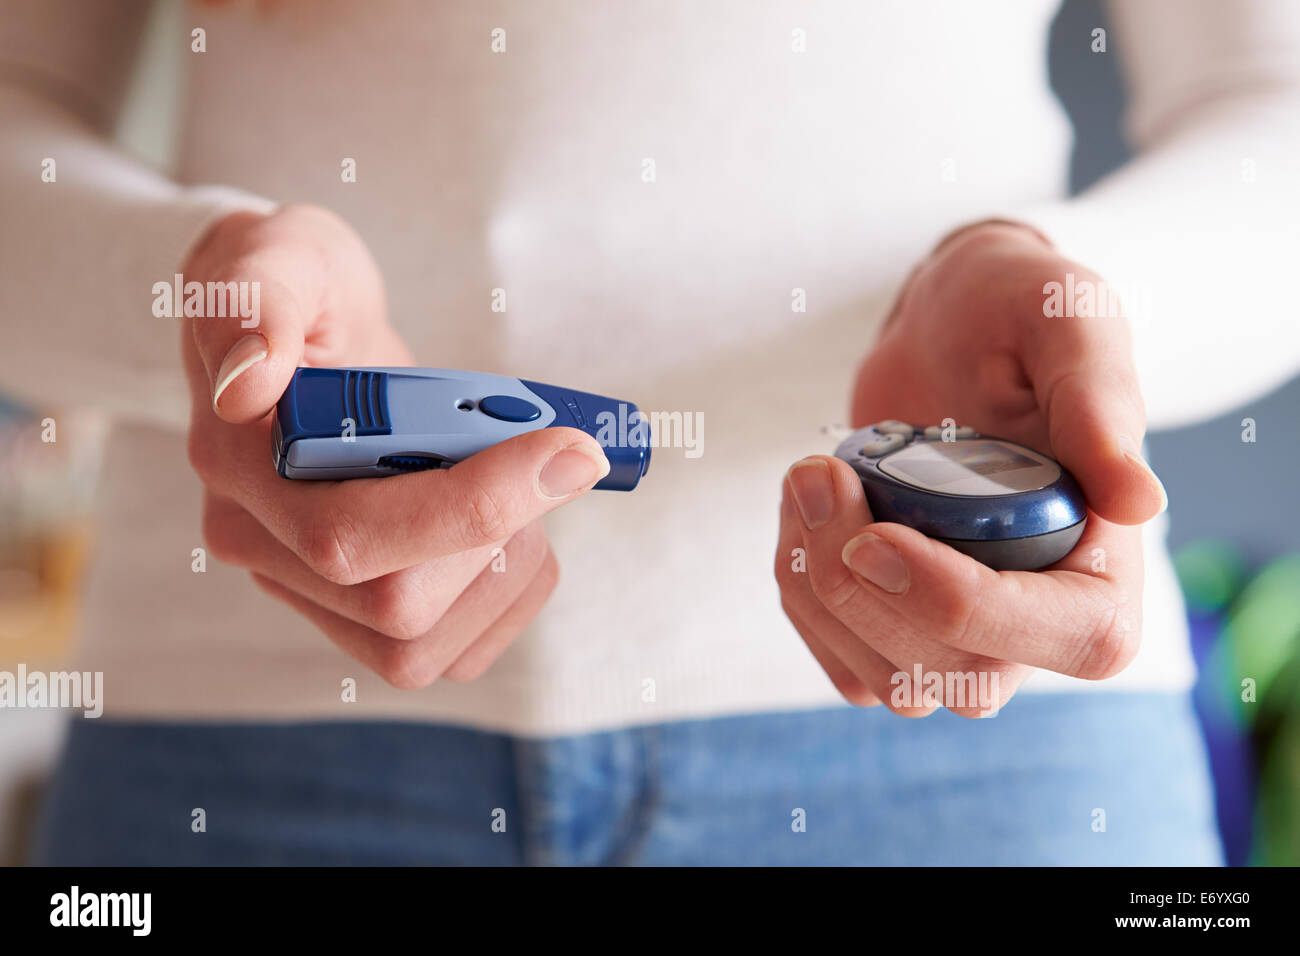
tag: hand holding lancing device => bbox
[180,205,609,688]
[775,221,1167,716]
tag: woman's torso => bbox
[77,0,1194,734]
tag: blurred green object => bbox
[1222,555,1300,722]
[1216,552,1300,867]
[1255,698,1300,866]
[1172,541,1300,866]
[1173,539,1247,613]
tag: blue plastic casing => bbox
[833,422,1087,571]
[273,367,651,491]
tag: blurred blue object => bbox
[1187,608,1254,866]
[1177,542,1300,866]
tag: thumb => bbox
[1037,358,1167,527]
[193,274,308,425]
[1015,264,1167,526]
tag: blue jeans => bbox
[32,693,1222,865]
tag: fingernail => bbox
[212,334,269,410]
[842,533,908,594]
[538,444,610,499]
[788,458,835,529]
[1118,434,1168,514]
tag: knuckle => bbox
[834,679,878,709]
[461,481,512,546]
[773,544,807,592]
[248,572,279,599]
[362,574,436,640]
[945,662,1019,718]
[779,596,802,622]
[884,698,938,719]
[808,566,866,617]
[297,513,364,585]
[936,586,981,648]
[1076,602,1141,680]
[780,595,817,635]
[200,502,239,564]
[443,652,492,684]
[534,552,561,601]
[774,556,796,591]
[927,554,985,636]
[375,643,436,691]
[445,557,556,683]
[186,428,216,483]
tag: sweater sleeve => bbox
[0,0,275,428]
[1011,0,1300,431]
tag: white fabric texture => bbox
[1,0,1297,734]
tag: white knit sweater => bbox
[1,0,1298,734]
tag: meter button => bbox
[860,434,905,458]
[874,420,915,441]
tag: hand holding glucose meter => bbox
[834,421,1086,571]
[272,367,651,491]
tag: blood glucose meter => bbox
[272,367,651,491]
[834,421,1086,571]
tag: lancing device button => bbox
[479,395,542,423]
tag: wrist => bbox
[881,219,1058,334]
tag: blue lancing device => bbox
[272,367,651,491]
[834,421,1087,571]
